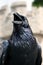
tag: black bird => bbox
[0,13,42,65]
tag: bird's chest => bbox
[12,33,30,48]
[9,33,38,65]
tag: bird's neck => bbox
[13,24,22,34]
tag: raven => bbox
[0,13,42,65]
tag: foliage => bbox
[32,0,43,7]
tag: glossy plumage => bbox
[0,13,42,65]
